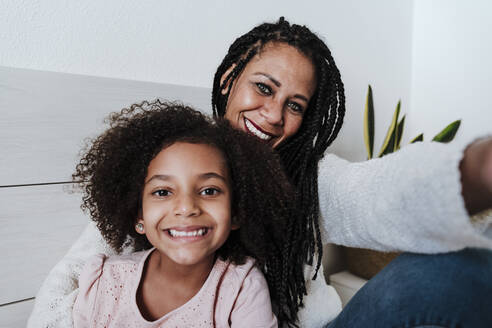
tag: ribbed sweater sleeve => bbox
[318,141,492,252]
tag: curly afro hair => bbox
[73,99,306,326]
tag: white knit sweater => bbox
[27,142,492,328]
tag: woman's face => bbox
[223,43,317,148]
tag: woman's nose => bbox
[262,100,284,126]
[174,194,200,217]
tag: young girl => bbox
[71,100,305,327]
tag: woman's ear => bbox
[220,64,237,95]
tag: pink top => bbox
[73,248,277,328]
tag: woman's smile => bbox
[243,117,276,141]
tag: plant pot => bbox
[342,247,400,280]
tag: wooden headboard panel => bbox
[0,66,211,326]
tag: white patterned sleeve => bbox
[317,141,492,253]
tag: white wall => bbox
[1,0,414,161]
[410,0,492,148]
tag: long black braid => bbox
[212,17,346,283]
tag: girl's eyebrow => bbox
[145,174,171,184]
[198,172,227,182]
[145,172,227,184]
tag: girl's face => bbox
[223,42,317,148]
[138,142,236,268]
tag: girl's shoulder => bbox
[79,248,152,285]
[103,248,151,267]
[216,256,264,289]
[217,255,255,273]
[214,257,276,327]
[73,250,152,326]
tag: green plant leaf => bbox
[363,85,375,159]
[378,101,400,157]
[410,133,424,143]
[396,114,406,150]
[432,120,461,143]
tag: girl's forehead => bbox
[147,142,229,179]
[160,142,225,162]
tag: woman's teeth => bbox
[168,228,207,237]
[244,119,272,141]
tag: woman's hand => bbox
[460,136,492,215]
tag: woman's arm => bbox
[317,139,492,253]
[27,223,119,328]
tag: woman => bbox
[29,17,492,327]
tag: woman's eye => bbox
[200,188,220,196]
[256,83,272,95]
[287,101,304,114]
[152,189,171,197]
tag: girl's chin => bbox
[153,247,215,268]
[168,253,215,267]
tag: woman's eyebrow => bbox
[253,72,309,102]
[253,72,281,87]
[293,94,309,102]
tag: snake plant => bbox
[364,85,461,159]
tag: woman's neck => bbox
[136,249,216,321]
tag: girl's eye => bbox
[256,82,272,96]
[152,189,172,197]
[287,101,304,114]
[200,188,220,196]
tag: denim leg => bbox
[324,248,492,328]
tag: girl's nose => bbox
[174,194,200,217]
[261,100,284,126]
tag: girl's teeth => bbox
[244,119,272,140]
[168,228,207,237]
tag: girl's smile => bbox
[165,226,211,240]
[137,142,237,268]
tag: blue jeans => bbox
[324,248,492,328]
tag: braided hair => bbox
[212,17,346,278]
